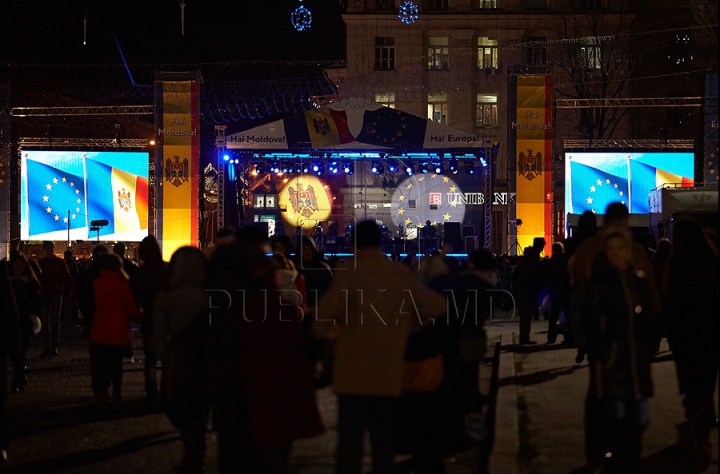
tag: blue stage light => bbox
[388,162,398,173]
[342,162,354,174]
[223,154,230,161]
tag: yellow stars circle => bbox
[443,213,451,221]
[406,183,413,190]
[442,176,450,183]
[398,208,405,215]
[398,195,405,201]
[449,185,457,192]
[404,218,412,226]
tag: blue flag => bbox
[571,161,629,215]
[355,107,428,149]
[27,160,86,237]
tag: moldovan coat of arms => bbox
[518,150,542,181]
[165,156,189,187]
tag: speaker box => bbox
[443,222,462,252]
[462,225,475,239]
[465,236,478,254]
[249,221,269,238]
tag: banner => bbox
[226,102,485,150]
[155,75,200,261]
[509,75,553,255]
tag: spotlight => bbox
[312,162,324,175]
[371,162,384,174]
[464,160,475,174]
[421,161,429,174]
[342,162,354,174]
[282,162,291,174]
[269,162,281,174]
[302,162,310,173]
[255,162,265,174]
[223,154,230,162]
[387,162,398,174]
[449,160,458,174]
[433,162,443,174]
[404,163,414,175]
[328,161,339,174]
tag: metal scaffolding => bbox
[18,137,151,148]
[10,105,154,117]
[555,97,702,108]
[563,139,694,149]
[214,125,227,230]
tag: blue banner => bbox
[27,160,86,237]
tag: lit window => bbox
[477,37,498,69]
[375,92,396,108]
[476,95,498,128]
[375,37,395,71]
[428,37,449,71]
[581,36,601,70]
[478,0,497,8]
[428,93,448,124]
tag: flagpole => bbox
[67,209,71,252]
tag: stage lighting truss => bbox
[464,159,476,174]
[404,162,414,175]
[269,162,282,174]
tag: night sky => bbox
[0,1,346,66]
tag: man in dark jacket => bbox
[37,241,73,357]
[1,260,21,462]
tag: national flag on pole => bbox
[355,107,428,148]
[85,160,149,237]
[26,159,86,237]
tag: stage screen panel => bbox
[21,150,150,242]
[565,152,694,216]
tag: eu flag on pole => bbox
[571,161,629,215]
[27,159,86,237]
[355,107,428,148]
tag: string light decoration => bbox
[291,0,312,32]
[398,1,419,24]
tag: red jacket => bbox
[90,270,142,346]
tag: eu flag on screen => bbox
[27,160,86,237]
[355,107,428,148]
[571,162,629,215]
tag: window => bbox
[428,37,449,70]
[477,37,498,69]
[375,37,396,71]
[476,95,498,128]
[581,36,601,70]
[428,93,448,124]
[427,0,448,10]
[478,0,497,9]
[524,37,547,66]
[375,92,396,108]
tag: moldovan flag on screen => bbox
[85,160,149,237]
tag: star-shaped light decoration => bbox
[596,179,602,186]
[443,213,451,221]
[53,178,58,184]
[404,218,412,226]
[62,177,67,183]
[398,208,405,215]
[590,185,596,192]
[406,183,413,190]
[43,195,49,202]
[449,185,457,192]
[398,195,405,201]
[442,176,450,183]
[587,197,594,204]
[46,184,52,190]
[46,206,52,213]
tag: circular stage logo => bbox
[279,175,332,229]
[391,173,466,231]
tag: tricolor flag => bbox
[284,108,354,148]
[85,160,148,238]
[26,160,87,238]
[629,161,694,213]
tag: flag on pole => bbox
[26,159,86,238]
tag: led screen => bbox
[565,152,694,216]
[21,150,150,242]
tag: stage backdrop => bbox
[509,75,553,255]
[155,73,201,261]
